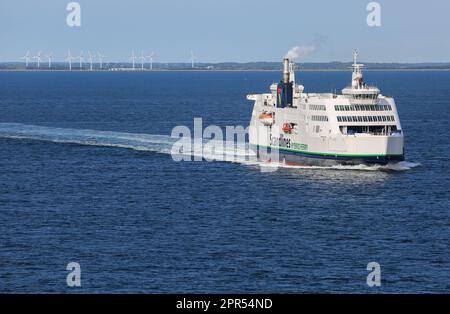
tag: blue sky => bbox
[0,0,449,63]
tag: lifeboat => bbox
[259,112,274,126]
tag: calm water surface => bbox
[0,70,449,292]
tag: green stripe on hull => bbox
[254,144,403,158]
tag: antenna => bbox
[20,50,31,68]
[88,51,94,71]
[45,51,53,68]
[76,51,84,69]
[353,49,358,66]
[97,52,105,69]
[351,49,364,88]
[33,51,42,69]
[66,50,75,71]
[130,50,137,70]
[189,50,196,68]
[146,52,155,70]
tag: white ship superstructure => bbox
[247,51,404,165]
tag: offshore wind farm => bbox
[4,49,450,72]
[15,49,160,71]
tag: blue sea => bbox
[0,70,449,293]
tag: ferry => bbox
[247,51,404,166]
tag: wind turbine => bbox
[189,50,196,69]
[33,51,42,69]
[76,51,84,69]
[138,50,146,70]
[129,50,137,70]
[20,50,31,68]
[88,51,94,70]
[146,52,155,70]
[97,52,105,69]
[45,51,53,68]
[66,50,75,70]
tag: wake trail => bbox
[0,123,420,171]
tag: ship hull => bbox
[252,145,404,166]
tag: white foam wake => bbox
[0,123,254,161]
[0,123,420,172]
[256,160,421,171]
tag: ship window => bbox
[337,115,396,123]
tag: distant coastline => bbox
[1,61,450,71]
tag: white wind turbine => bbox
[189,50,196,68]
[66,50,76,70]
[88,51,94,70]
[146,52,155,70]
[76,51,84,69]
[97,52,105,69]
[21,50,32,68]
[33,51,42,69]
[45,51,53,68]
[138,50,146,70]
[129,50,137,70]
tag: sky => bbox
[0,0,449,63]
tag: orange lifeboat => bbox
[259,112,274,126]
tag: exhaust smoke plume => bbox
[285,45,316,61]
[285,34,328,61]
